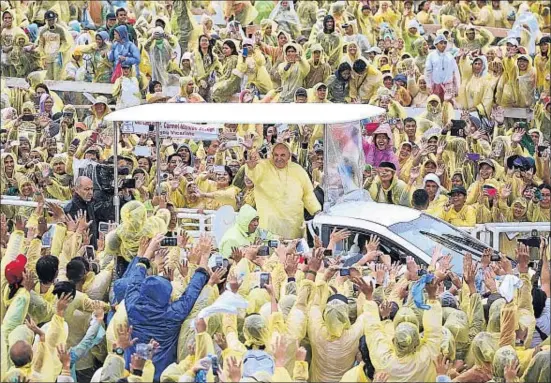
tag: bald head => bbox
[75,176,93,201]
[10,340,32,367]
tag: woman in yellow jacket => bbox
[278,42,310,103]
[457,54,494,113]
[503,53,536,108]
[238,39,274,94]
[534,37,550,92]
[196,166,239,211]
[373,1,400,31]
[193,35,221,102]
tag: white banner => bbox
[159,122,220,140]
[120,121,220,140]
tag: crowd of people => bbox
[1,0,550,382]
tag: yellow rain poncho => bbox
[115,201,148,261]
[457,55,494,113]
[316,15,343,69]
[224,1,258,27]
[308,296,368,382]
[278,42,310,103]
[453,26,494,51]
[304,43,331,89]
[492,346,519,381]
[364,299,442,382]
[349,57,383,103]
[503,54,536,108]
[245,143,321,239]
[521,350,550,383]
[219,204,261,258]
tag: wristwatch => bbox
[112,347,124,356]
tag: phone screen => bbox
[258,246,270,256]
[85,245,95,261]
[339,268,350,277]
[260,272,270,288]
[161,237,177,247]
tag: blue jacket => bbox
[108,25,140,67]
[124,262,209,381]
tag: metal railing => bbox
[175,208,216,238]
[461,223,551,251]
[0,195,217,234]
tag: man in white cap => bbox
[424,34,460,102]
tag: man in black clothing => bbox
[64,176,98,247]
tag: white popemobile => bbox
[106,102,500,273]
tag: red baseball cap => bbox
[5,254,27,285]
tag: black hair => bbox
[352,59,367,74]
[155,18,166,29]
[137,156,152,170]
[532,287,547,318]
[66,258,87,284]
[52,281,77,299]
[8,284,20,300]
[412,189,430,210]
[36,256,59,284]
[285,44,297,53]
[223,40,239,56]
[404,117,417,125]
[224,165,234,185]
[116,7,127,16]
[359,336,376,380]
[539,183,551,192]
[148,80,162,94]
[35,83,50,94]
[168,153,183,163]
[198,34,215,64]
[336,62,352,81]
[323,15,335,34]
[263,125,277,144]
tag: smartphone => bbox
[242,47,248,56]
[451,120,467,138]
[534,189,542,201]
[223,259,230,269]
[536,144,548,155]
[85,245,95,261]
[136,343,151,360]
[483,185,497,197]
[324,249,333,257]
[296,239,309,254]
[340,268,350,277]
[490,253,501,262]
[214,165,225,174]
[161,237,178,247]
[98,222,110,234]
[215,253,224,268]
[71,138,80,147]
[41,225,55,248]
[258,245,270,256]
[518,236,541,248]
[267,240,279,248]
[21,114,35,122]
[90,132,99,142]
[259,272,270,288]
[467,153,481,161]
[121,178,136,189]
[208,354,219,376]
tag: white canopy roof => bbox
[105,103,385,124]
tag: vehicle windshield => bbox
[389,213,487,274]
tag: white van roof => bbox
[327,201,421,227]
[104,103,385,124]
